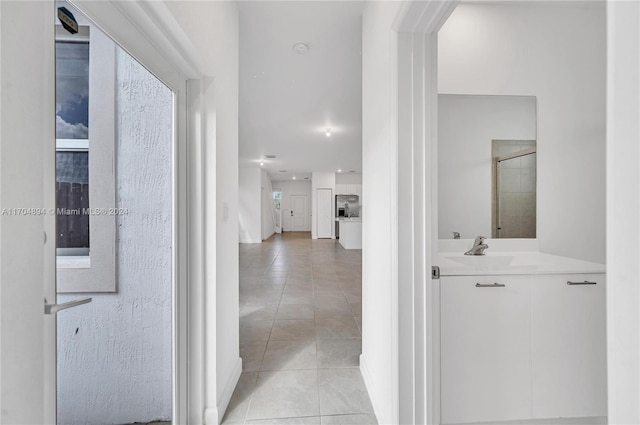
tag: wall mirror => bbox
[438,94,537,239]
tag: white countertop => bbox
[437,239,605,276]
[335,217,362,222]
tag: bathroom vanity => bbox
[435,242,606,425]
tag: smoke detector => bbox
[293,42,309,55]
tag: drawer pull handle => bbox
[567,280,597,285]
[475,283,506,288]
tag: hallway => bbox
[223,232,376,424]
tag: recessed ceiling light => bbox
[292,176,296,180]
[325,128,332,137]
[337,169,342,173]
[260,162,264,166]
[293,42,309,54]
[265,154,277,159]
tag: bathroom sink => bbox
[437,250,605,276]
[442,253,555,270]
[445,255,515,268]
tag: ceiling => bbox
[238,1,364,182]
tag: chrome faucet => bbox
[465,236,488,255]
[453,232,461,239]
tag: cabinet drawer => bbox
[441,275,532,424]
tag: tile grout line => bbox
[312,255,322,419]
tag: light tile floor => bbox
[223,232,377,425]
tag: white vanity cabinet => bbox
[530,273,607,419]
[441,275,532,424]
[440,272,607,424]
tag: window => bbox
[56,151,90,254]
[56,24,117,293]
[272,190,282,210]
[56,38,90,256]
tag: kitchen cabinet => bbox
[531,274,607,419]
[335,183,362,196]
[440,273,607,424]
[441,275,532,424]
[337,219,362,249]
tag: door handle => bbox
[475,283,506,288]
[567,281,597,285]
[44,297,92,315]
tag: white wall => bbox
[272,181,312,232]
[607,2,640,423]
[239,168,262,243]
[311,172,336,239]
[438,2,606,263]
[335,172,363,184]
[438,95,536,239]
[57,48,173,425]
[361,2,402,423]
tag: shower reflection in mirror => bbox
[492,140,536,238]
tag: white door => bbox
[317,189,333,238]
[291,195,308,231]
[0,2,55,424]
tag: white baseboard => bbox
[203,357,242,425]
[203,407,218,425]
[360,354,382,425]
[218,357,243,423]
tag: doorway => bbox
[273,190,282,233]
[52,3,174,424]
[397,0,608,424]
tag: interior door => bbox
[291,195,308,231]
[0,2,55,423]
[317,189,333,238]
